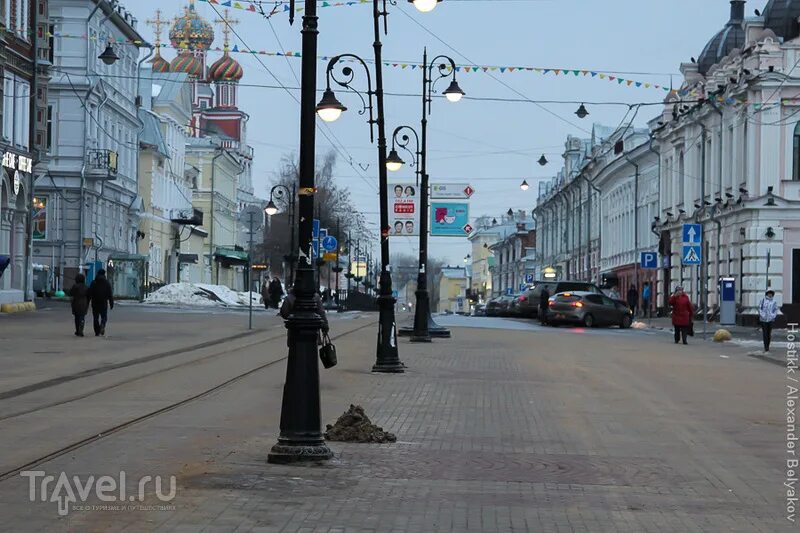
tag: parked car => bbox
[507,293,529,317]
[518,281,604,318]
[471,303,487,317]
[487,295,516,317]
[545,291,633,328]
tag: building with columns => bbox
[535,124,659,307]
[652,0,800,323]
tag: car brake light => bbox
[562,293,572,297]
[573,301,583,308]
[518,296,526,302]
[548,300,555,307]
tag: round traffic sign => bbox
[322,235,338,252]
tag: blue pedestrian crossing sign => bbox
[682,245,702,266]
[640,252,658,269]
[682,223,702,244]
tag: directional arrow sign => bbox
[682,223,702,244]
[462,223,474,234]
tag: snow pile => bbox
[145,282,261,308]
[631,321,649,329]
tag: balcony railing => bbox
[86,149,118,180]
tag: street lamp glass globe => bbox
[520,179,530,191]
[409,0,439,13]
[265,200,279,216]
[386,149,405,172]
[443,80,465,103]
[316,89,347,123]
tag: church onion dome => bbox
[170,51,203,78]
[697,0,746,74]
[763,0,800,41]
[150,54,170,73]
[208,53,244,82]
[169,3,215,51]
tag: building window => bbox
[45,104,53,153]
[32,196,47,240]
[793,122,800,181]
[3,73,13,140]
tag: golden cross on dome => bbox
[146,9,166,49]
[215,9,238,53]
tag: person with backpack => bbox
[88,269,114,336]
[69,273,89,337]
[758,289,779,353]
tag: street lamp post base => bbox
[371,361,406,373]
[267,441,334,464]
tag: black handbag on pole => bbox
[319,332,338,369]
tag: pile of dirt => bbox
[324,404,397,443]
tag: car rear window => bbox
[584,294,603,304]
[558,282,593,292]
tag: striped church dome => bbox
[170,51,203,78]
[208,53,243,82]
[150,53,170,73]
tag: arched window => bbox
[793,122,800,181]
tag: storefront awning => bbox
[214,247,248,265]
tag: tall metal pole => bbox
[371,0,403,373]
[248,212,255,330]
[288,184,296,286]
[346,230,351,308]
[268,0,333,464]
[335,218,341,310]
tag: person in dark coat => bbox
[260,282,270,310]
[538,287,550,325]
[627,284,639,314]
[69,273,89,337]
[668,286,694,345]
[268,276,284,309]
[88,269,114,336]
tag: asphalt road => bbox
[0,309,790,531]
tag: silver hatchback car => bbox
[546,291,633,328]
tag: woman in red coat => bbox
[668,286,694,345]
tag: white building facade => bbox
[34,0,146,291]
[653,0,800,323]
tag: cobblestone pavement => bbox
[0,316,790,532]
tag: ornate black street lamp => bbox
[265,184,297,285]
[392,49,463,341]
[268,0,333,464]
[317,8,405,373]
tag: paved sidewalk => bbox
[0,301,287,393]
[0,317,788,532]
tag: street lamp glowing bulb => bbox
[409,0,440,12]
[264,200,279,216]
[443,80,465,103]
[386,149,405,172]
[520,179,530,191]
[316,89,347,123]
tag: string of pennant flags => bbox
[195,0,372,16]
[47,31,782,107]
[50,31,686,95]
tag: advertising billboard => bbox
[389,183,420,237]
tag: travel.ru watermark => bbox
[21,470,176,516]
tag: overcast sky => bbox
[127,0,753,263]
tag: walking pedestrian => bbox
[538,286,550,325]
[668,286,694,345]
[641,281,652,318]
[758,289,779,353]
[268,275,284,309]
[69,273,89,337]
[627,284,639,315]
[88,269,114,337]
[260,281,270,310]
[607,286,621,300]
